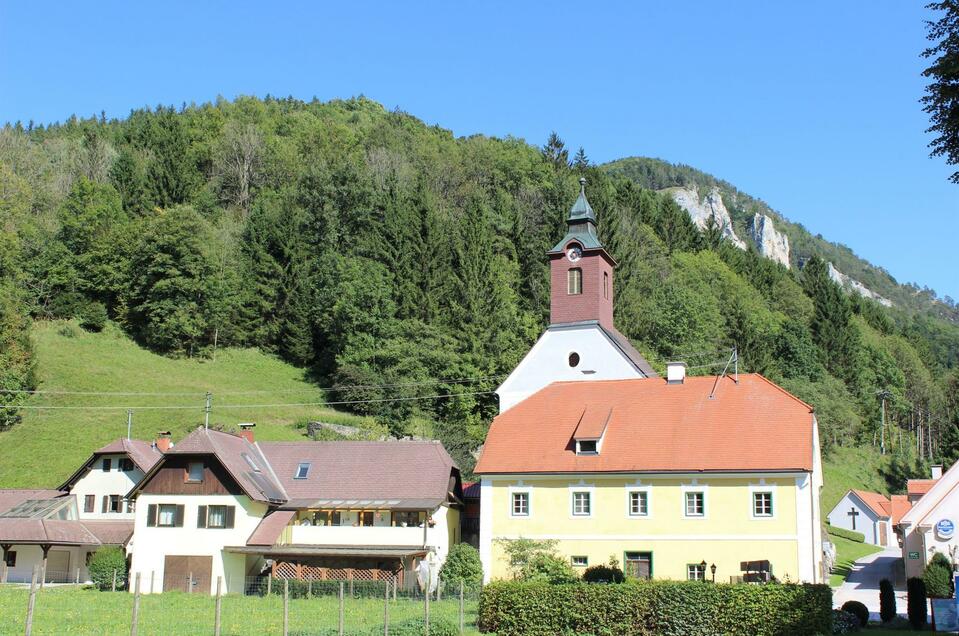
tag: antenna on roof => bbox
[708,347,739,400]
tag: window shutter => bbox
[84,495,94,513]
[101,495,108,513]
[225,506,235,529]
[146,504,157,527]
[197,505,207,528]
[174,504,185,527]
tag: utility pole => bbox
[127,409,133,440]
[876,390,892,456]
[204,392,212,430]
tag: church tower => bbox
[494,178,656,413]
[548,178,615,329]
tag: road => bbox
[833,547,906,620]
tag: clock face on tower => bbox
[566,246,582,262]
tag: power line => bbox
[0,375,506,397]
[0,390,497,411]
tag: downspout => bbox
[810,472,817,582]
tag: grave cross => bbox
[847,507,859,530]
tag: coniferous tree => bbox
[573,146,589,170]
[542,132,570,169]
[802,256,856,377]
[922,1,959,183]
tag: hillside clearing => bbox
[0,321,379,488]
[821,445,892,517]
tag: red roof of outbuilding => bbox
[908,479,937,496]
[850,489,891,518]
[890,495,912,525]
[476,374,815,475]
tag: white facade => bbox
[827,491,890,546]
[899,460,959,579]
[70,454,146,520]
[129,493,268,594]
[496,324,646,412]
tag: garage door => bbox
[163,555,212,593]
[46,550,70,582]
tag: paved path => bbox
[833,547,907,620]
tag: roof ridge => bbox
[750,374,814,412]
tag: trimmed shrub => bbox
[478,580,832,636]
[879,578,896,623]
[923,552,953,598]
[907,577,927,629]
[840,600,868,628]
[583,563,626,584]
[439,543,483,586]
[87,546,128,591]
[825,524,865,543]
[831,609,860,633]
[79,301,108,332]
[518,553,578,584]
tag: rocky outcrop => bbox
[827,262,893,307]
[749,213,791,268]
[668,187,747,250]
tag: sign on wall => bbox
[909,551,921,559]
[937,519,955,540]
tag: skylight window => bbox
[294,462,311,479]
[241,452,261,473]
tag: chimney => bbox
[932,464,943,480]
[666,362,687,384]
[238,423,256,444]
[155,431,172,453]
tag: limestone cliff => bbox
[667,187,747,250]
[827,262,893,307]
[748,213,791,268]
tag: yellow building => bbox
[475,373,824,584]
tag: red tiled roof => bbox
[247,510,296,546]
[573,406,611,439]
[0,490,65,515]
[851,489,891,518]
[908,479,937,496]
[891,494,912,525]
[475,374,815,474]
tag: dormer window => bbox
[294,462,311,479]
[576,439,599,455]
[567,268,582,295]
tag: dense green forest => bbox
[0,96,957,481]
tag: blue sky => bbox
[2,1,957,299]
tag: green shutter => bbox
[225,506,235,529]
[146,504,157,527]
[197,505,207,528]
[174,504,185,527]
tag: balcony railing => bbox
[280,524,427,547]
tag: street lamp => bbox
[710,563,717,583]
[700,560,707,582]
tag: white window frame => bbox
[627,488,650,518]
[508,484,532,519]
[681,481,708,519]
[749,481,776,519]
[294,462,310,480]
[568,481,595,519]
[186,461,204,483]
[571,491,591,516]
[571,555,588,568]
[687,563,706,581]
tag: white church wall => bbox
[827,492,881,545]
[496,325,644,412]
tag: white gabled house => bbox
[898,462,959,579]
[127,426,463,595]
[0,438,162,583]
[827,489,898,547]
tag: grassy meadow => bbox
[0,321,380,488]
[821,445,893,517]
[0,586,480,635]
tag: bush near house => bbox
[478,580,832,636]
[87,546,128,591]
[439,543,484,586]
[840,600,869,628]
[923,552,954,598]
[879,578,896,623]
[826,524,866,543]
[907,577,928,629]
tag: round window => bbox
[568,352,580,367]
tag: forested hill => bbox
[0,96,957,482]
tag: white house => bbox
[898,462,958,579]
[495,179,656,413]
[127,426,463,595]
[0,438,162,583]
[827,489,905,547]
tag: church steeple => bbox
[547,179,616,329]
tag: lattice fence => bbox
[272,562,400,582]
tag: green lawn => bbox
[0,320,381,488]
[0,586,481,635]
[829,532,884,587]
[822,445,893,518]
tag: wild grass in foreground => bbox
[0,586,481,635]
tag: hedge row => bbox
[826,524,865,543]
[478,580,833,636]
